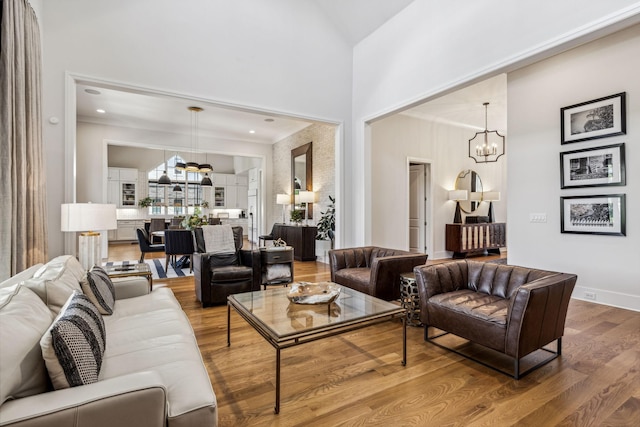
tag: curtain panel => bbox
[0,0,47,280]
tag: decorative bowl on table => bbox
[287,282,341,304]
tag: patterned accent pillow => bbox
[80,265,115,315]
[40,292,106,390]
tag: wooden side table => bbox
[400,272,422,327]
[260,247,294,289]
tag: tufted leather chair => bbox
[192,226,261,307]
[328,246,428,300]
[414,260,577,378]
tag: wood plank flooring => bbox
[109,243,640,426]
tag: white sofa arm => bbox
[112,276,150,299]
[0,372,166,427]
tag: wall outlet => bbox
[584,291,596,300]
[529,213,547,223]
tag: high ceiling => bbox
[76,1,506,146]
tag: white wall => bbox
[350,0,640,246]
[371,114,506,258]
[508,25,639,311]
[41,0,352,256]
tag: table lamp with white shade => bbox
[61,203,117,270]
[276,193,289,224]
[483,191,501,222]
[448,190,468,224]
[298,191,315,225]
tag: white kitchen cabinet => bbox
[226,186,237,208]
[108,168,119,181]
[116,220,143,241]
[107,180,119,205]
[118,168,138,182]
[107,167,139,207]
[213,186,226,207]
[212,174,227,186]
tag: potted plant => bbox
[315,196,335,262]
[290,209,304,225]
[138,196,153,208]
[315,196,335,247]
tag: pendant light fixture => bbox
[185,106,203,172]
[173,183,182,192]
[200,152,213,186]
[201,174,212,187]
[158,150,172,185]
[468,102,505,163]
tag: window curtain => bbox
[0,0,48,280]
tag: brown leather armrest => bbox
[370,254,428,300]
[506,273,577,358]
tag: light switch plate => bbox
[529,213,547,223]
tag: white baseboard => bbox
[572,285,639,312]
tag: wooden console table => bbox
[446,223,506,258]
[272,224,317,261]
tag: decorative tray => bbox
[287,282,341,305]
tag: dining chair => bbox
[164,229,195,273]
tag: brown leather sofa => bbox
[193,226,261,307]
[328,247,428,300]
[414,260,577,379]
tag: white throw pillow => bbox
[0,284,54,404]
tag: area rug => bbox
[103,259,193,280]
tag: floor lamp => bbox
[61,203,117,270]
[276,194,289,224]
[448,190,468,224]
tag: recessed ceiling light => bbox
[85,88,101,95]
[249,130,256,134]
[96,109,106,114]
[264,118,275,122]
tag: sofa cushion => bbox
[210,265,252,282]
[0,284,54,404]
[81,265,116,315]
[21,255,85,314]
[429,289,509,325]
[334,268,370,285]
[40,292,106,390]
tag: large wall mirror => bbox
[291,141,313,219]
[455,169,483,213]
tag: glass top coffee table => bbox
[227,284,406,414]
[103,263,153,290]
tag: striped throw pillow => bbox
[40,292,106,390]
[80,265,115,315]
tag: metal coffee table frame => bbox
[227,286,406,414]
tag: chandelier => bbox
[175,106,213,174]
[468,102,505,163]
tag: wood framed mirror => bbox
[291,142,313,219]
[455,169,483,214]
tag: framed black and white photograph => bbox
[561,194,625,236]
[560,143,625,189]
[561,92,626,144]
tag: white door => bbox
[409,163,429,254]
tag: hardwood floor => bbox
[109,244,640,426]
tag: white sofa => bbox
[0,256,217,427]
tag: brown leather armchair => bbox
[193,226,261,307]
[414,260,577,379]
[328,246,428,300]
